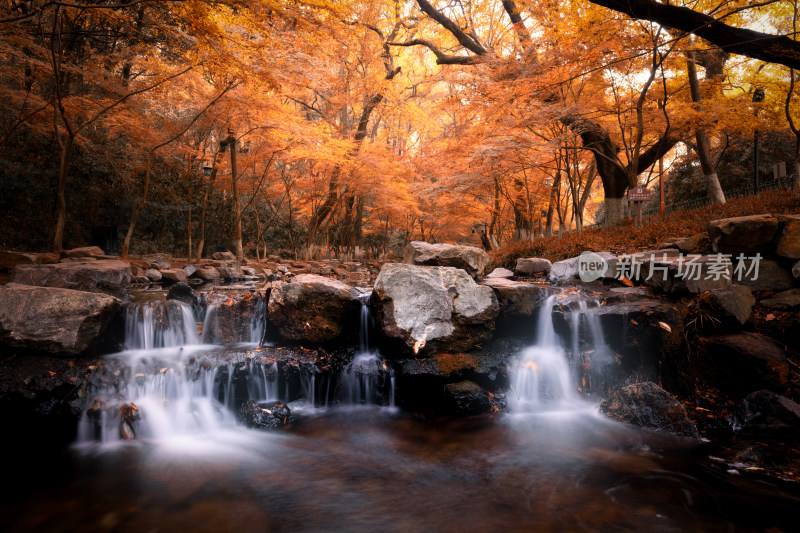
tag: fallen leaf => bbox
[658,322,672,332]
[620,276,633,287]
[630,319,639,325]
[765,314,776,321]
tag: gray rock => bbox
[486,267,514,279]
[372,263,499,356]
[549,252,616,283]
[160,269,188,283]
[443,380,496,415]
[514,258,552,277]
[166,282,195,306]
[481,278,547,318]
[760,288,800,310]
[183,264,197,277]
[793,260,800,279]
[11,260,131,297]
[0,251,57,272]
[0,283,120,355]
[268,274,361,344]
[672,233,711,254]
[600,382,699,438]
[641,255,732,294]
[775,215,800,259]
[704,285,755,325]
[733,390,800,438]
[734,259,793,292]
[404,241,491,278]
[212,251,236,261]
[62,246,105,258]
[700,333,790,396]
[707,214,779,254]
[196,267,220,281]
[204,291,267,344]
[144,268,162,282]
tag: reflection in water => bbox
[5,410,800,532]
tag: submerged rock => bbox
[404,241,490,278]
[600,382,699,438]
[11,260,131,297]
[166,282,195,306]
[443,380,499,415]
[371,263,499,356]
[267,274,361,344]
[237,400,293,430]
[0,283,120,355]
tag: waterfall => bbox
[124,301,201,350]
[510,293,612,411]
[509,295,576,410]
[336,292,395,407]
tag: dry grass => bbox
[491,189,800,269]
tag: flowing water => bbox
[2,291,799,532]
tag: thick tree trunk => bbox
[513,177,532,241]
[687,51,725,204]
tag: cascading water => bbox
[509,295,576,410]
[124,300,200,350]
[336,291,395,407]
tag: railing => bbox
[639,174,798,219]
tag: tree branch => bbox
[588,0,800,69]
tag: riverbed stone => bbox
[760,289,800,310]
[640,255,732,294]
[734,259,793,292]
[699,333,790,397]
[371,263,499,356]
[212,251,236,261]
[204,291,267,344]
[268,274,361,344]
[514,258,552,277]
[600,382,699,438]
[160,269,188,283]
[183,264,197,277]
[775,215,800,259]
[701,285,755,325]
[166,282,195,306]
[732,390,800,438]
[404,241,491,278]
[0,283,120,355]
[11,260,131,297]
[793,260,800,279]
[0,251,57,272]
[61,246,105,258]
[486,267,514,279]
[195,266,221,281]
[707,214,779,255]
[673,233,711,254]
[481,278,549,318]
[237,400,294,430]
[443,380,496,415]
[549,252,616,283]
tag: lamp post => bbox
[753,88,765,192]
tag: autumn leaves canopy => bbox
[0,0,797,257]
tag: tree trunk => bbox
[687,50,726,204]
[121,152,154,258]
[545,173,560,236]
[52,134,74,254]
[229,138,244,261]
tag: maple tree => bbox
[1,0,798,257]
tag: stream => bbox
[1,289,799,532]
